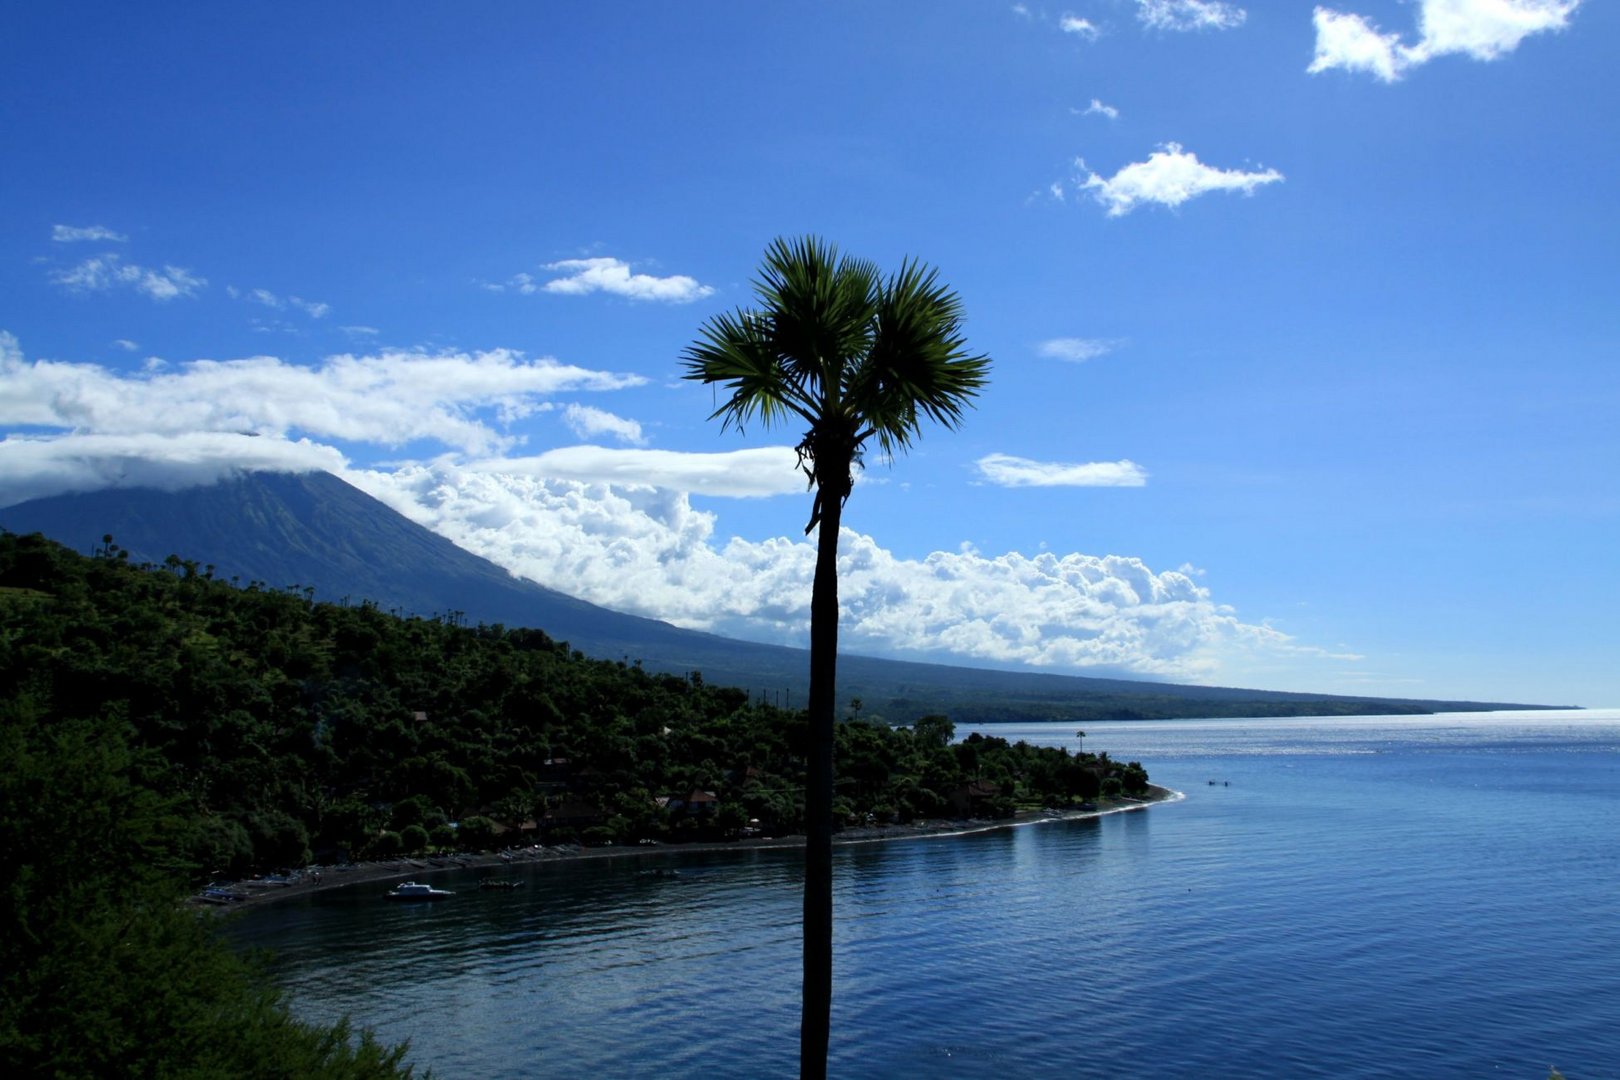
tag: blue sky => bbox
[3,2,1615,706]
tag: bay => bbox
[230,709,1620,1078]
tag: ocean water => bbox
[229,710,1620,1078]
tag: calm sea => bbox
[230,709,1620,1078]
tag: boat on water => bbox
[386,880,455,901]
[478,879,521,890]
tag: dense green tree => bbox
[683,236,990,1079]
[456,815,499,851]
[2,529,1149,866]
[0,697,414,1077]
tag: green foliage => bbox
[0,693,415,1077]
[911,714,955,750]
[0,529,1151,868]
[456,815,498,851]
[681,235,991,479]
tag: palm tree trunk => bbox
[800,484,843,1080]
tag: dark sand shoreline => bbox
[199,785,1180,912]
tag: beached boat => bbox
[197,885,246,904]
[386,880,454,901]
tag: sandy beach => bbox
[197,787,1178,912]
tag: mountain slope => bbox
[0,471,1557,719]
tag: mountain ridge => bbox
[0,470,1562,720]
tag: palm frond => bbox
[852,257,991,455]
[685,235,989,467]
[681,309,817,431]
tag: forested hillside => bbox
[1,530,1146,875]
[1,528,1154,1075]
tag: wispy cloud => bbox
[1081,98,1121,119]
[111,339,139,352]
[975,453,1148,487]
[52,224,127,243]
[1309,0,1582,82]
[1038,337,1120,362]
[494,257,715,303]
[50,255,205,301]
[1060,14,1100,39]
[1136,0,1246,31]
[229,286,330,318]
[562,403,647,446]
[1074,142,1283,216]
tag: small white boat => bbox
[385,880,455,901]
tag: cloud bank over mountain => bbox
[0,329,1344,686]
[350,464,1345,683]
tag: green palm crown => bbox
[682,235,991,532]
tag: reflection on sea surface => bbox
[232,710,1620,1079]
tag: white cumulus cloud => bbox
[50,255,205,301]
[1309,0,1582,81]
[1082,98,1121,119]
[0,326,1360,685]
[516,257,715,303]
[1309,9,1409,80]
[975,453,1148,488]
[1137,0,1247,31]
[0,440,1358,681]
[345,463,1331,682]
[0,333,1350,685]
[1077,142,1283,216]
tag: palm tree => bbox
[683,236,990,1078]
